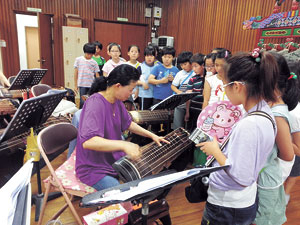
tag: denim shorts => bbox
[201,199,258,225]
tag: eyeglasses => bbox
[222,81,245,88]
[205,66,215,69]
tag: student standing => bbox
[197,52,278,225]
[74,43,100,109]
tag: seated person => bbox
[75,64,168,191]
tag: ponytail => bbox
[259,52,278,102]
[88,76,108,95]
[271,53,300,110]
[226,51,277,102]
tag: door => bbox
[38,13,54,85]
[25,26,40,69]
[94,22,122,61]
[94,21,147,62]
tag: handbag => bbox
[185,175,209,203]
[184,110,276,203]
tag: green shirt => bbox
[92,56,106,66]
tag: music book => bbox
[81,165,228,206]
[150,92,198,111]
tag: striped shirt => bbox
[74,56,99,88]
[187,74,204,109]
[187,74,204,93]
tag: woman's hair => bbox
[216,49,232,62]
[205,53,217,63]
[93,41,103,50]
[108,43,121,52]
[270,53,300,110]
[144,46,156,56]
[226,51,278,103]
[128,45,140,53]
[88,64,141,95]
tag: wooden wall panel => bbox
[160,0,294,55]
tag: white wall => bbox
[16,14,38,70]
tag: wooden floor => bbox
[30,150,300,225]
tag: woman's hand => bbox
[151,134,170,146]
[123,142,141,160]
[196,136,220,156]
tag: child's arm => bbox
[74,68,78,92]
[292,132,300,156]
[148,74,168,85]
[171,85,182,94]
[197,137,227,166]
[137,80,149,90]
[202,80,211,109]
[275,117,295,161]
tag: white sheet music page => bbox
[0,158,33,225]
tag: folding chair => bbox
[37,123,96,225]
[31,84,51,97]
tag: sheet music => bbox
[88,167,222,204]
[0,159,33,225]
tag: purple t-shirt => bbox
[75,93,132,186]
[209,100,276,191]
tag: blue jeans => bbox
[201,199,258,225]
[92,175,120,191]
[79,87,90,109]
[67,109,82,158]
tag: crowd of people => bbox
[72,41,300,225]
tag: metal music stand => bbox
[8,69,47,99]
[0,90,67,221]
[80,165,228,225]
[150,93,199,133]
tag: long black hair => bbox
[88,64,140,95]
[226,51,278,103]
[271,52,300,111]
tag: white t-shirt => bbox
[206,74,228,105]
[172,70,194,92]
[290,102,300,133]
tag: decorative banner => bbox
[262,28,292,37]
[293,27,300,35]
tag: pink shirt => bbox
[102,59,125,76]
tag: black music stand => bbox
[80,165,228,225]
[8,69,47,99]
[150,93,198,133]
[0,90,67,221]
